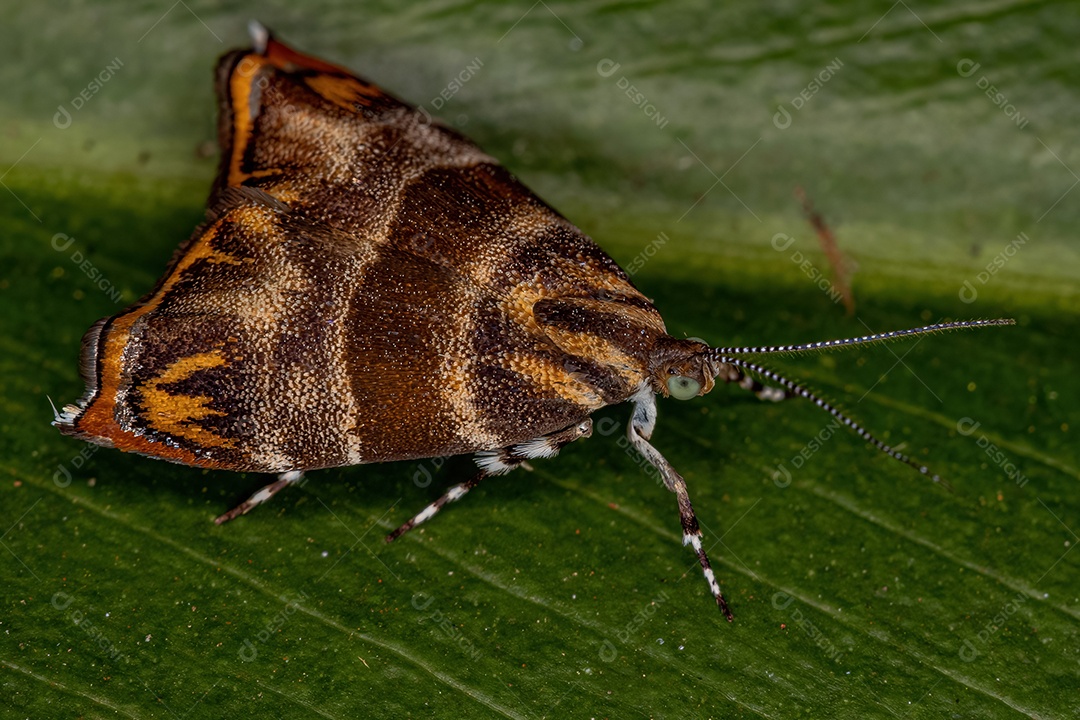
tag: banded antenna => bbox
[708,318,1015,485]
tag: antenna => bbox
[710,318,1014,357]
[718,356,951,489]
[706,318,1014,486]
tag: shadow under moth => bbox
[54,23,1012,619]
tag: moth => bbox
[54,24,1011,619]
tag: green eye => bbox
[667,375,701,400]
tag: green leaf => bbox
[3,2,1077,718]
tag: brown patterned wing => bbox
[56,31,668,473]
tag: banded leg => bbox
[627,389,734,621]
[214,470,305,524]
[385,419,593,543]
[385,471,485,542]
[718,363,791,402]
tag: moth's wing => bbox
[205,32,674,450]
[204,31,652,316]
[55,189,357,472]
[57,31,671,473]
[56,188,664,473]
[209,31,495,228]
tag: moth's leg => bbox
[385,419,593,543]
[628,389,734,621]
[214,470,305,524]
[718,363,791,402]
[385,471,486,542]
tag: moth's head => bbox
[648,336,720,400]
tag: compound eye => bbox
[667,375,701,400]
